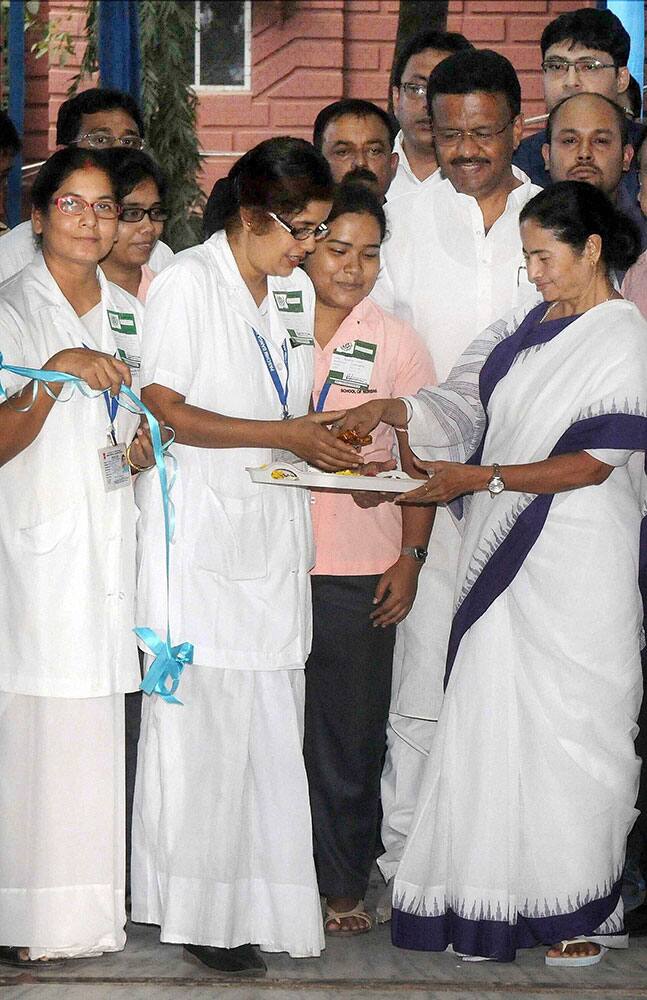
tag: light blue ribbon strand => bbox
[0,352,193,703]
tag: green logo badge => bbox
[273,290,304,313]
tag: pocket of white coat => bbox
[16,504,79,554]
[193,488,268,581]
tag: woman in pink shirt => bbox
[302,183,436,936]
[100,149,168,303]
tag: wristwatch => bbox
[487,463,505,497]
[401,546,428,563]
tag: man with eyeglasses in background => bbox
[369,49,541,922]
[513,7,641,194]
[0,88,174,284]
[388,29,473,201]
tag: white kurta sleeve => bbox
[140,260,206,396]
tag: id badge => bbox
[328,340,377,389]
[98,442,130,492]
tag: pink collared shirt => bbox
[137,264,157,303]
[311,297,436,576]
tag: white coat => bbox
[135,230,316,670]
[0,256,143,698]
[0,220,174,284]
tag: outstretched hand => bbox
[397,458,486,504]
[281,410,365,472]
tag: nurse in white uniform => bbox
[132,137,361,976]
[0,148,150,966]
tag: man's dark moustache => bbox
[344,167,379,184]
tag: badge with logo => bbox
[327,340,377,389]
[273,290,304,313]
[107,310,140,369]
[287,327,314,348]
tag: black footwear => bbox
[0,946,67,968]
[183,942,267,976]
[626,901,647,936]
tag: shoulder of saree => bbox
[408,299,538,464]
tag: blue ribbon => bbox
[0,351,193,704]
[314,380,332,413]
[252,330,290,418]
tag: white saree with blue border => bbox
[392,299,647,961]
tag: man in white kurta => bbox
[132,230,325,960]
[370,49,542,895]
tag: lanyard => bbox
[82,343,118,443]
[314,380,332,413]
[0,352,193,705]
[252,330,290,419]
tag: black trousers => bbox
[125,689,142,898]
[304,575,395,899]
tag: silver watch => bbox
[487,463,505,497]
[401,546,428,563]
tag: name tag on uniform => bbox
[327,340,377,390]
[98,442,130,492]
[273,290,304,313]
[108,309,141,369]
[287,326,314,348]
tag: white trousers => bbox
[378,714,437,881]
[132,664,325,958]
[0,692,126,958]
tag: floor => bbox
[3,874,647,1000]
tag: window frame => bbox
[192,0,252,92]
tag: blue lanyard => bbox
[314,380,332,413]
[82,343,118,442]
[252,330,290,419]
[0,352,193,705]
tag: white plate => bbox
[246,461,423,493]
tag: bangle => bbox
[125,441,153,473]
[394,397,413,432]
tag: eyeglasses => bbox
[120,205,169,223]
[541,59,616,77]
[267,211,329,241]
[52,195,121,219]
[74,131,145,150]
[400,82,427,100]
[433,116,515,146]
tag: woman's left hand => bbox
[397,460,487,505]
[370,557,422,627]
[128,419,174,471]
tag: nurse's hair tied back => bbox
[203,136,333,239]
[326,181,387,243]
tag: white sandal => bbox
[324,899,373,936]
[545,938,608,967]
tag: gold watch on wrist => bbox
[487,462,505,497]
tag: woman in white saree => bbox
[340,181,647,965]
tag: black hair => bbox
[325,181,387,242]
[623,75,642,120]
[0,110,20,156]
[104,148,168,203]
[203,137,334,239]
[546,92,629,146]
[56,88,145,146]
[31,147,115,213]
[427,49,521,119]
[540,8,630,66]
[391,29,473,89]
[519,180,640,272]
[313,99,397,151]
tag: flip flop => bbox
[545,939,608,967]
[324,899,373,936]
[0,946,67,968]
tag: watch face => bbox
[414,547,428,560]
[489,477,505,495]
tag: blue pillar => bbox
[98,0,141,104]
[7,0,24,229]
[605,1,644,95]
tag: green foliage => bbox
[68,0,204,251]
[0,0,75,105]
[139,0,204,251]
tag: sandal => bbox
[0,946,67,968]
[324,899,373,936]
[545,939,608,967]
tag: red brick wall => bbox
[18,0,636,197]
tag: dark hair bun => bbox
[519,180,641,273]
